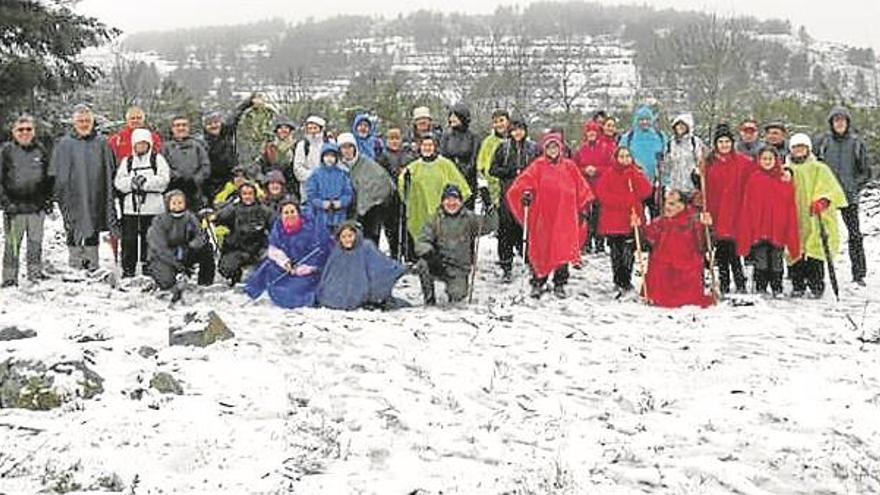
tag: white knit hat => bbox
[131,128,152,146]
[411,106,432,122]
[788,133,812,152]
[336,132,357,148]
[305,115,326,128]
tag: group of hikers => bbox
[0,93,871,309]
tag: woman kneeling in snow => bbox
[316,222,406,310]
[245,199,331,308]
[640,190,715,308]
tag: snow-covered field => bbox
[2,191,880,494]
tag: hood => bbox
[827,106,851,134]
[335,220,363,248]
[131,128,153,151]
[631,106,656,128]
[351,113,376,138]
[540,133,564,155]
[671,113,694,136]
[320,141,340,165]
[449,102,471,130]
[582,121,602,141]
[336,132,359,161]
[613,148,634,170]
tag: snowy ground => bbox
[2,192,880,494]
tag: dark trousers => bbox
[149,245,215,290]
[218,249,260,284]
[498,200,524,272]
[607,234,635,289]
[790,257,825,296]
[749,241,784,294]
[121,214,154,277]
[840,204,866,281]
[531,264,569,288]
[715,239,746,292]
[358,204,385,248]
[586,202,604,251]
[416,259,469,303]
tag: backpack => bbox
[126,151,158,175]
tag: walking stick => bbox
[467,191,487,304]
[269,247,321,286]
[698,160,721,301]
[628,178,649,302]
[816,211,840,302]
[519,196,532,298]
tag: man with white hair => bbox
[786,133,847,298]
[50,104,118,271]
[293,115,328,200]
[1,115,53,286]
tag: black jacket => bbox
[147,211,206,268]
[489,138,538,192]
[440,103,479,187]
[214,201,273,255]
[0,141,53,214]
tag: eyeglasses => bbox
[14,127,33,132]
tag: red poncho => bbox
[736,162,801,259]
[574,122,615,186]
[644,210,714,308]
[595,160,652,236]
[506,134,593,278]
[704,151,755,240]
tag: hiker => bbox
[574,120,615,253]
[399,132,471,249]
[377,126,415,260]
[735,118,763,158]
[202,95,255,197]
[50,104,118,271]
[489,116,539,282]
[813,106,871,286]
[146,189,215,291]
[293,115,329,200]
[618,105,666,217]
[440,102,480,204]
[244,199,331,309]
[736,146,801,295]
[640,190,715,308]
[113,128,171,278]
[108,106,162,162]
[1,115,53,286]
[414,184,496,305]
[305,142,354,234]
[507,133,593,299]
[786,133,847,298]
[476,109,510,207]
[214,182,274,286]
[763,121,788,161]
[337,132,395,246]
[164,115,210,210]
[316,221,406,310]
[595,146,653,294]
[351,113,384,160]
[702,124,755,294]
[664,113,705,196]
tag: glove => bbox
[331,200,342,210]
[294,264,315,276]
[421,250,444,272]
[43,201,54,215]
[521,191,533,207]
[810,198,830,215]
[478,187,491,207]
[322,200,332,211]
[131,175,147,191]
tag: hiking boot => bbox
[501,269,513,284]
[1,280,17,288]
[553,284,567,298]
[530,285,544,299]
[854,278,866,287]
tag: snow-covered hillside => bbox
[1,190,880,493]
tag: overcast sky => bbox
[77,0,880,52]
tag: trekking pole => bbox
[519,199,531,298]
[816,211,840,302]
[698,159,721,301]
[628,178,649,303]
[467,193,486,304]
[134,190,144,277]
[269,247,321,286]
